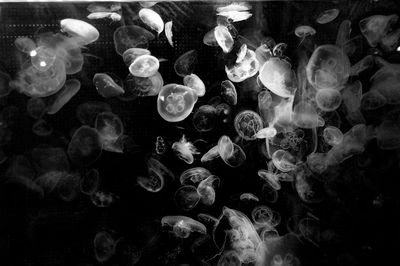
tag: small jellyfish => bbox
[336,19,352,48]
[218,251,241,266]
[221,80,237,105]
[174,50,198,77]
[32,119,53,137]
[30,46,57,72]
[201,145,220,163]
[315,88,342,112]
[359,14,398,47]
[26,97,46,119]
[93,231,116,263]
[180,167,211,186]
[271,149,297,172]
[123,72,163,98]
[240,193,259,202]
[95,112,124,142]
[258,169,281,190]
[47,79,81,115]
[183,74,205,97]
[76,101,112,126]
[203,28,219,47]
[262,183,279,203]
[80,168,100,195]
[60,18,99,45]
[157,84,198,122]
[138,8,164,35]
[293,101,324,129]
[225,49,260,82]
[214,25,234,53]
[234,110,263,140]
[316,8,339,24]
[155,136,167,155]
[360,90,387,110]
[122,47,151,66]
[223,143,246,168]
[113,25,155,56]
[147,156,175,181]
[129,54,160,78]
[161,216,207,238]
[172,135,199,164]
[216,103,232,123]
[174,185,201,211]
[93,73,125,98]
[192,105,217,132]
[165,21,173,47]
[323,126,343,146]
[91,191,116,207]
[254,127,277,140]
[137,171,164,193]
[197,175,219,206]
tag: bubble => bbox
[93,73,125,98]
[161,216,207,238]
[197,175,219,206]
[67,126,103,167]
[192,105,217,132]
[316,8,339,24]
[306,44,350,90]
[129,54,160,78]
[180,167,211,186]
[138,8,164,35]
[214,25,234,53]
[91,191,116,207]
[174,185,201,211]
[113,25,155,56]
[271,149,296,172]
[172,135,199,164]
[174,50,198,77]
[323,126,343,146]
[60,19,99,45]
[32,119,53,137]
[315,88,342,112]
[221,80,237,105]
[93,231,116,263]
[76,101,112,126]
[359,14,398,47]
[183,74,205,97]
[80,168,100,195]
[95,112,124,143]
[47,78,81,115]
[157,83,198,122]
[234,110,263,140]
[165,21,173,47]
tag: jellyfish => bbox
[91,191,116,207]
[197,175,219,206]
[214,25,234,53]
[26,97,46,119]
[180,167,211,186]
[315,88,342,112]
[80,168,100,195]
[122,48,151,66]
[292,101,324,129]
[294,25,316,46]
[30,46,57,72]
[123,72,163,98]
[262,183,279,203]
[183,74,205,97]
[147,156,175,181]
[164,21,173,47]
[174,50,198,77]
[381,28,400,52]
[93,73,124,98]
[271,149,296,172]
[60,19,99,45]
[221,80,237,105]
[174,185,201,211]
[258,169,281,190]
[95,112,124,143]
[137,171,164,193]
[234,110,264,140]
[157,84,198,122]
[216,103,233,124]
[32,119,53,137]
[76,101,112,126]
[155,136,167,155]
[306,44,350,91]
[113,25,155,56]
[93,231,116,263]
[161,216,207,238]
[138,8,164,35]
[225,49,260,82]
[236,44,248,64]
[47,79,81,115]
[139,1,157,8]
[129,54,160,78]
[203,28,219,47]
[218,251,242,266]
[294,163,324,203]
[224,143,247,168]
[350,55,374,76]
[306,152,328,174]
[298,217,320,247]
[251,205,274,227]
[218,135,234,160]
[316,8,339,24]
[359,14,398,47]
[375,120,400,150]
[361,90,387,110]
[335,19,352,48]
[323,126,343,146]
[192,105,217,132]
[240,193,259,202]
[369,60,400,105]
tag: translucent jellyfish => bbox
[201,145,220,163]
[123,72,163,98]
[31,146,70,173]
[93,73,125,98]
[369,61,400,104]
[91,191,116,207]
[0,71,11,98]
[203,28,219,47]
[262,183,279,203]
[298,217,320,247]
[161,216,207,238]
[350,55,374,76]
[240,193,259,202]
[122,47,151,66]
[295,163,324,203]
[294,25,316,46]
[147,156,175,181]
[56,172,80,202]
[138,8,164,35]
[155,136,167,155]
[259,57,296,97]
[254,127,277,140]
[376,120,400,150]
[174,50,198,77]
[27,97,46,119]
[165,21,173,47]
[359,14,398,47]
[139,1,157,8]
[67,126,103,167]
[315,88,342,112]
[60,19,99,45]
[234,110,263,140]
[236,44,248,63]
[15,36,36,54]
[113,25,155,56]
[316,8,339,24]
[183,74,205,97]
[214,25,234,53]
[137,171,164,193]
[271,149,296,172]
[223,143,246,168]
[218,250,241,266]
[172,135,199,164]
[174,185,201,211]
[361,90,387,110]
[30,46,57,72]
[293,101,324,129]
[255,44,273,67]
[129,54,160,78]
[251,205,274,227]
[76,101,112,126]
[157,84,198,122]
[95,112,124,143]
[47,79,81,115]
[306,44,350,91]
[80,168,100,195]
[197,175,219,206]
[258,169,281,190]
[306,152,328,174]
[323,126,343,146]
[180,167,211,186]
[93,231,116,263]
[218,135,234,160]
[342,80,362,113]
[221,80,237,105]
[32,119,53,137]
[216,103,232,124]
[192,105,217,132]
[225,49,260,82]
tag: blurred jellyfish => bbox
[80,168,100,195]
[197,213,219,226]
[157,84,198,122]
[258,169,281,190]
[76,101,112,126]
[203,28,219,47]
[60,19,99,45]
[0,71,11,98]
[155,136,167,155]
[240,193,259,202]
[139,8,164,35]
[306,152,328,174]
[137,171,164,193]
[183,73,205,97]
[47,79,81,114]
[113,25,155,55]
[323,126,343,146]
[381,28,400,52]
[129,54,160,78]
[375,120,400,150]
[218,135,234,161]
[27,97,46,119]
[192,105,217,132]
[262,183,279,203]
[147,155,175,181]
[32,119,53,137]
[251,205,274,227]
[234,110,263,140]
[335,19,352,50]
[180,167,211,186]
[122,48,151,66]
[123,72,163,98]
[214,25,234,53]
[271,149,296,172]
[315,88,342,112]
[292,101,323,129]
[165,21,173,47]
[225,48,259,82]
[350,55,374,76]
[93,73,125,98]
[298,216,320,247]
[94,231,117,263]
[295,163,324,203]
[161,216,206,238]
[91,191,116,207]
[236,44,248,63]
[67,126,103,167]
[174,50,198,77]
[316,8,339,24]
[257,89,273,123]
[172,135,199,164]
[342,80,362,113]
[197,175,219,206]
[359,14,398,47]
[95,112,124,144]
[255,43,273,67]
[221,80,237,105]
[174,185,201,211]
[216,103,232,124]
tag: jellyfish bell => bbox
[292,101,324,129]
[180,167,211,186]
[183,74,206,97]
[174,50,198,77]
[359,14,398,47]
[203,28,219,47]
[316,8,339,24]
[172,135,199,164]
[138,8,164,35]
[192,105,217,132]
[221,80,237,105]
[60,19,99,45]
[271,149,297,172]
[174,185,201,211]
[315,88,342,112]
[165,21,173,47]
[234,110,264,140]
[214,25,234,53]
[30,46,57,72]
[113,25,155,56]
[161,216,207,238]
[128,54,160,78]
[197,175,219,206]
[122,48,151,66]
[323,126,343,146]
[218,135,234,160]
[226,49,260,83]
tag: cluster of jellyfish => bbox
[1,0,400,265]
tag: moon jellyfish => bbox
[30,46,57,72]
[95,112,124,143]
[271,149,296,172]
[113,25,155,56]
[201,145,220,163]
[293,101,324,129]
[294,25,316,46]
[129,54,160,78]
[203,28,219,47]
[234,110,263,140]
[359,14,398,47]
[306,152,328,174]
[298,217,320,247]
[47,79,81,115]
[258,169,281,190]
[361,90,387,110]
[350,55,374,76]
[15,36,36,54]
[221,80,237,105]
[32,119,53,137]
[172,135,199,164]
[214,25,234,53]
[316,8,339,24]
[67,126,102,167]
[165,21,173,47]
[183,74,205,97]
[76,101,112,126]
[236,44,248,63]
[122,47,151,66]
[60,19,99,45]
[240,193,259,202]
[123,72,163,98]
[192,105,217,132]
[323,126,343,146]
[174,50,198,77]
[197,175,219,206]
[137,172,164,193]
[306,44,350,91]
[161,216,207,238]
[157,84,198,122]
[216,103,232,124]
[375,120,400,150]
[93,231,116,263]
[91,191,116,207]
[174,185,201,211]
[26,97,46,119]
[315,88,342,112]
[251,205,274,227]
[80,168,100,195]
[180,167,211,186]
[93,73,124,98]
[223,142,246,168]
[262,183,279,203]
[218,135,234,160]
[155,136,167,155]
[139,8,164,35]
[225,49,260,82]
[295,163,324,203]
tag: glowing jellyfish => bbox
[147,156,175,180]
[359,14,398,47]
[251,205,274,227]
[294,25,316,46]
[293,101,324,129]
[203,28,219,47]
[192,105,217,132]
[80,168,100,195]
[138,8,164,35]
[67,126,102,167]
[221,80,237,105]
[155,136,167,155]
[47,79,81,115]
[91,191,116,207]
[15,36,36,54]
[174,185,201,211]
[223,143,246,168]
[323,126,343,146]
[94,231,116,263]
[218,135,234,161]
[225,49,259,82]
[122,47,151,66]
[157,84,198,122]
[165,21,173,47]
[174,50,198,77]
[236,44,248,63]
[161,216,207,238]
[137,171,164,193]
[214,25,234,53]
[255,44,273,67]
[76,101,112,126]
[201,145,220,163]
[361,90,387,110]
[216,2,251,12]
[306,44,350,91]
[315,88,342,112]
[123,72,163,99]
[60,19,99,45]
[316,8,339,24]
[180,167,211,186]
[197,213,219,226]
[197,175,219,206]
[95,112,124,143]
[240,193,259,202]
[183,74,205,97]
[234,110,263,140]
[172,135,199,164]
[376,120,400,150]
[139,1,157,8]
[254,127,277,140]
[113,25,155,56]
[129,54,160,78]
[258,169,281,190]
[26,97,46,119]
[30,46,57,72]
[93,73,124,98]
